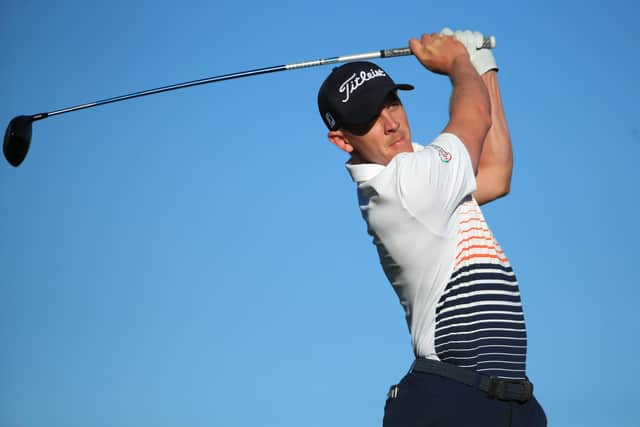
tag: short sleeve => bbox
[395,133,477,232]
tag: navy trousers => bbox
[383,371,547,427]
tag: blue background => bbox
[2,1,639,426]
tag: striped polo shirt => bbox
[346,133,527,380]
[434,199,527,379]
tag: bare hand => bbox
[409,33,471,76]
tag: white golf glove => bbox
[440,27,497,75]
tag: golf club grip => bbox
[381,36,496,58]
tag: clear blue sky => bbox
[2,1,638,426]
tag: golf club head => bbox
[3,115,34,167]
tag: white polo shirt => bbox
[346,133,527,379]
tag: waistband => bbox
[409,358,533,403]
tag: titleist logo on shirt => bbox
[339,68,386,103]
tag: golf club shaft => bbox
[31,48,411,121]
[30,37,494,121]
[4,37,496,167]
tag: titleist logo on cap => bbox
[339,68,386,103]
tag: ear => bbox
[327,130,354,154]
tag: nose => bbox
[379,108,399,133]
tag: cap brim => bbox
[396,83,414,91]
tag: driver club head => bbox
[3,115,34,167]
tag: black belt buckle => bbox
[487,377,533,403]
[520,379,534,403]
[487,376,507,400]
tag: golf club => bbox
[3,36,495,167]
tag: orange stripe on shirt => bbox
[455,252,510,268]
[459,210,480,217]
[460,226,491,235]
[456,245,505,260]
[459,216,487,226]
[458,235,496,246]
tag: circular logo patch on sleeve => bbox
[431,144,452,163]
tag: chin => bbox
[393,141,413,155]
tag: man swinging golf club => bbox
[317,29,547,426]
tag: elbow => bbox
[497,182,511,199]
[495,173,513,199]
[498,166,513,198]
[479,170,513,204]
[477,182,510,206]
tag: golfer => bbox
[317,29,547,426]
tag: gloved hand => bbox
[440,28,497,75]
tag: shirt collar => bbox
[345,162,384,183]
[345,143,424,183]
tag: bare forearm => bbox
[449,58,491,121]
[474,71,513,205]
[409,33,491,172]
[482,71,512,170]
[445,57,492,173]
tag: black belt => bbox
[408,358,533,403]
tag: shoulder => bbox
[391,134,470,175]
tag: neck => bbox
[348,152,366,165]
